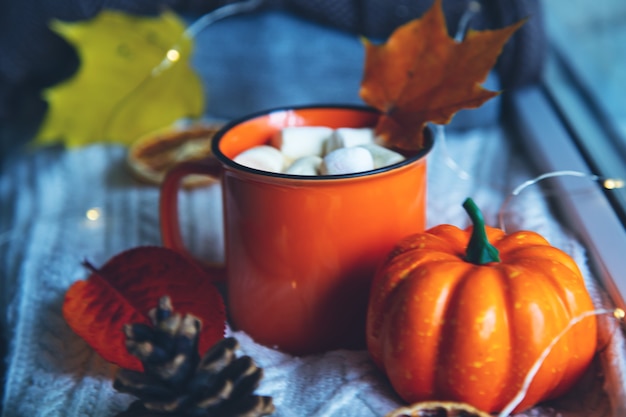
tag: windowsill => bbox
[505,84,626,310]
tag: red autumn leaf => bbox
[359,0,524,150]
[62,246,226,371]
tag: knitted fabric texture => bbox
[1,126,624,417]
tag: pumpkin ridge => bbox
[490,262,547,411]
[495,233,546,248]
[367,251,448,366]
[519,260,598,403]
[427,224,472,254]
[496,261,592,410]
[495,264,521,410]
[499,245,583,282]
[382,261,473,401]
[389,227,467,260]
[433,265,512,411]
[502,257,584,312]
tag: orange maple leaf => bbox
[63,246,226,371]
[359,0,525,150]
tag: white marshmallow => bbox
[285,155,323,176]
[233,145,285,173]
[358,144,405,168]
[320,146,375,175]
[324,127,376,154]
[271,126,333,161]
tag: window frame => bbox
[505,76,626,310]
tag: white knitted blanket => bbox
[1,124,624,417]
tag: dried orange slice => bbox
[385,401,492,417]
[127,124,223,188]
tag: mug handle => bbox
[159,157,226,282]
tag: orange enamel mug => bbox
[160,105,433,355]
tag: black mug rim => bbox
[211,104,434,181]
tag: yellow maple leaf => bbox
[35,10,205,148]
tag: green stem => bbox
[463,198,500,265]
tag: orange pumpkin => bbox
[366,198,597,413]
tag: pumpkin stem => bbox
[463,198,500,264]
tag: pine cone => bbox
[114,296,275,417]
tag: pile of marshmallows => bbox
[233,127,406,176]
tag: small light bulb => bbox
[614,308,625,320]
[603,178,625,190]
[86,208,101,221]
[468,1,481,13]
[166,49,181,62]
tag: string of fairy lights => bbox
[1,1,625,415]
[497,307,625,417]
